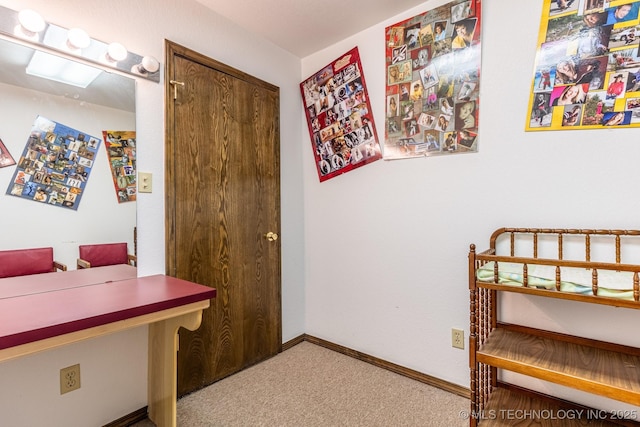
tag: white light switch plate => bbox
[139,172,152,193]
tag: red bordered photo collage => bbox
[300,47,382,182]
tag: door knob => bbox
[265,232,278,242]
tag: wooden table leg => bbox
[147,309,204,427]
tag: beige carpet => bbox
[134,341,469,426]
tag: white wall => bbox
[0,328,148,427]
[302,0,640,412]
[0,0,305,425]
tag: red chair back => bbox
[0,247,56,278]
[78,243,129,268]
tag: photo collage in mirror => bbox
[103,131,136,203]
[5,116,100,210]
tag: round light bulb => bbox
[18,9,45,34]
[139,56,160,73]
[67,28,90,50]
[107,42,128,62]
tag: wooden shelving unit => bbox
[468,228,640,427]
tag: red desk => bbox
[0,271,216,427]
[0,264,137,299]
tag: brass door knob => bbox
[265,232,278,242]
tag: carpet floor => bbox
[133,341,469,426]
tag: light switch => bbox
[139,172,152,193]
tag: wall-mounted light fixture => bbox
[0,5,160,84]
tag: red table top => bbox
[0,274,216,350]
[0,264,138,300]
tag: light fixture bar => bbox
[0,5,159,83]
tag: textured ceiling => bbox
[195,0,427,57]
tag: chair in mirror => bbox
[77,242,137,269]
[0,247,67,278]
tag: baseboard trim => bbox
[281,333,305,351]
[287,334,470,399]
[102,406,148,427]
[109,335,470,425]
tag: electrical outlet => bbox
[60,364,81,394]
[452,328,465,349]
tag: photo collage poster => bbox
[103,130,136,203]
[527,0,640,130]
[300,47,382,182]
[6,115,100,210]
[0,137,16,168]
[384,0,482,160]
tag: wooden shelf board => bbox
[476,281,640,310]
[478,387,637,426]
[477,328,640,405]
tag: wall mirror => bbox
[0,34,137,272]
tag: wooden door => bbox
[164,40,281,396]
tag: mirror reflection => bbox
[0,36,136,271]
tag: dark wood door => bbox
[165,41,281,396]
